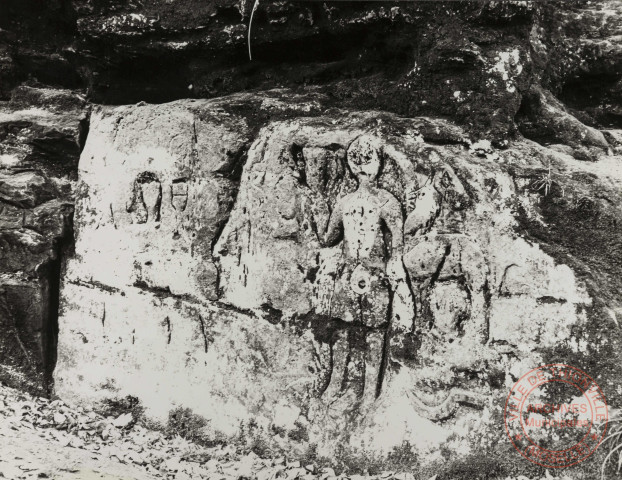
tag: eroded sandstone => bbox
[1,1,622,474]
[53,94,617,469]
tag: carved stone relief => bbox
[403,166,490,344]
[214,125,495,419]
[171,179,189,213]
[126,171,162,224]
[310,135,405,405]
[171,178,189,236]
[57,106,596,463]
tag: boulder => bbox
[55,95,617,469]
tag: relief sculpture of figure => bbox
[399,166,489,420]
[403,167,489,345]
[313,135,405,406]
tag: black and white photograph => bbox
[0,0,621,478]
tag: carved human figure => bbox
[395,167,491,421]
[313,135,405,404]
[126,172,162,224]
[403,167,489,343]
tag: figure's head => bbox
[433,167,468,211]
[346,135,382,184]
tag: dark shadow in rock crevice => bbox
[558,72,622,129]
[42,203,75,395]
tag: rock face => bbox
[54,93,621,470]
[2,0,622,475]
[0,87,87,394]
[68,102,249,300]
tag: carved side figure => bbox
[171,178,189,236]
[398,166,491,421]
[403,167,489,343]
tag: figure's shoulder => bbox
[333,194,351,211]
[338,191,361,204]
[378,189,401,208]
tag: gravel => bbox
[0,384,574,480]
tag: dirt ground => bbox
[0,384,580,480]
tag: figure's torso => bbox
[340,189,388,264]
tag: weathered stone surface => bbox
[0,171,60,208]
[0,87,85,394]
[0,42,16,100]
[0,86,87,176]
[516,85,610,159]
[2,0,622,475]
[603,128,622,153]
[0,275,51,389]
[57,283,317,448]
[55,96,619,473]
[68,101,250,300]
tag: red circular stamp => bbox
[504,364,609,468]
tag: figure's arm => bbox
[381,194,408,285]
[321,199,343,247]
[403,184,441,236]
[381,195,404,258]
